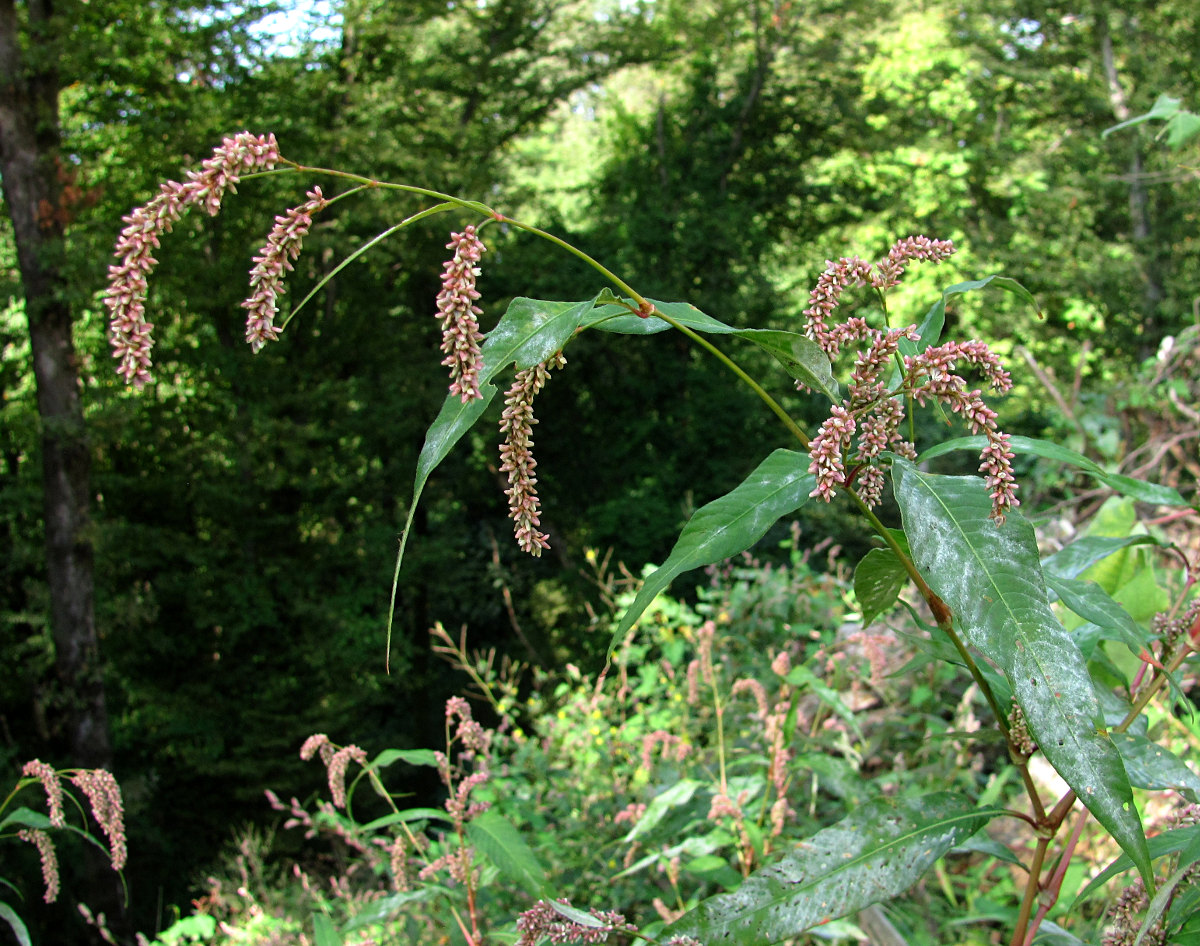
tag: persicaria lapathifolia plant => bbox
[1,760,128,943]
[107,133,1200,946]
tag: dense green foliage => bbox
[2,0,1199,942]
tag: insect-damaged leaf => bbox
[891,459,1152,889]
[663,792,998,944]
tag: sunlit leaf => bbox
[918,435,1189,506]
[466,810,549,897]
[891,459,1152,888]
[312,912,339,946]
[731,329,840,402]
[663,793,1000,944]
[368,748,440,771]
[1112,733,1200,794]
[609,450,815,655]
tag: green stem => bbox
[495,216,650,310]
[653,312,811,448]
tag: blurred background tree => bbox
[1,0,1196,938]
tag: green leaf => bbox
[359,808,452,832]
[918,435,1189,507]
[1074,825,1200,906]
[312,912,339,946]
[387,294,598,662]
[0,807,52,832]
[465,810,548,897]
[1103,93,1183,136]
[609,450,815,655]
[368,748,440,771]
[662,793,999,944]
[581,298,738,335]
[854,547,910,628]
[623,779,702,842]
[1043,573,1149,656]
[891,459,1153,888]
[898,276,1040,363]
[729,329,840,402]
[1042,536,1163,579]
[1112,733,1200,793]
[0,903,31,946]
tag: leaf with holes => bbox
[891,458,1152,888]
[662,792,999,944]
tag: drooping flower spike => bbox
[106,132,281,388]
[801,236,1018,523]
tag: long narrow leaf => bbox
[609,450,815,655]
[386,295,598,663]
[918,435,1189,506]
[466,810,549,897]
[892,459,1152,888]
[663,793,999,944]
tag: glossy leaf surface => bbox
[610,449,815,653]
[1112,733,1200,793]
[466,810,549,896]
[663,792,998,944]
[891,459,1152,887]
[919,435,1188,506]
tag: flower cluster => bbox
[437,226,488,403]
[801,237,1019,523]
[106,132,280,387]
[299,734,367,809]
[22,759,65,828]
[1103,879,1168,946]
[515,900,635,946]
[243,187,329,352]
[18,829,60,903]
[499,352,566,555]
[72,768,127,870]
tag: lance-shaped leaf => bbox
[387,295,597,663]
[1042,535,1164,580]
[1112,732,1200,794]
[581,298,739,335]
[891,459,1152,888]
[466,810,549,897]
[731,329,840,402]
[609,450,815,655]
[854,547,910,628]
[1043,573,1150,656]
[663,792,999,944]
[919,435,1189,507]
[886,276,1040,389]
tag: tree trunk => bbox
[0,0,111,769]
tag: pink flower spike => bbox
[243,187,329,352]
[107,132,281,387]
[499,352,566,555]
[437,226,488,403]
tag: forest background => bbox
[1,0,1198,940]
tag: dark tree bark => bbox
[0,0,111,768]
